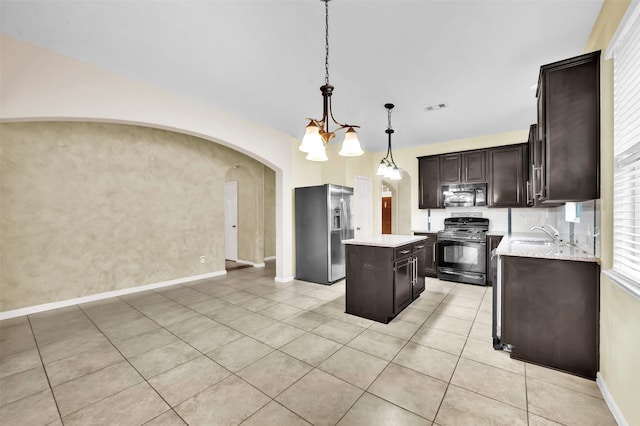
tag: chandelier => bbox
[376,103,402,180]
[298,0,363,162]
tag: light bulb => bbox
[306,145,328,161]
[338,127,364,156]
[389,167,402,180]
[376,160,389,176]
[299,122,322,153]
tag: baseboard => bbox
[234,259,266,268]
[275,275,294,283]
[264,256,276,261]
[597,372,627,426]
[0,270,227,321]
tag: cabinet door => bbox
[501,256,599,378]
[394,257,413,314]
[526,124,536,206]
[487,145,526,207]
[463,151,487,183]
[413,246,426,298]
[538,51,600,202]
[424,242,437,276]
[418,156,442,209]
[414,233,437,276]
[440,154,461,184]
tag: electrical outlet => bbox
[200,256,206,263]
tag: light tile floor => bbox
[0,262,617,425]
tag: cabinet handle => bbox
[415,245,424,249]
[412,257,417,286]
[399,250,411,255]
[526,181,532,203]
[433,250,436,262]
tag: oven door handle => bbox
[437,239,486,245]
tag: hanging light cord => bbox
[324,0,330,85]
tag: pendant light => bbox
[299,0,363,161]
[376,103,402,180]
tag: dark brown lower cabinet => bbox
[501,256,599,379]
[345,242,425,323]
[413,232,437,277]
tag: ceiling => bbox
[0,0,604,153]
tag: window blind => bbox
[610,1,640,290]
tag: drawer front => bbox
[394,245,413,259]
[412,242,426,253]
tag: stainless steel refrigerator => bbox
[295,184,354,285]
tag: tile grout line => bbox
[76,302,192,425]
[24,315,65,425]
[7,268,609,425]
[428,282,481,424]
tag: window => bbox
[607,0,640,299]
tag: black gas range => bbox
[437,217,489,285]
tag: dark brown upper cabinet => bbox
[418,156,442,209]
[536,51,600,203]
[487,144,528,207]
[528,123,563,207]
[440,150,486,184]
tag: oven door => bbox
[437,239,487,285]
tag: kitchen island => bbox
[494,233,600,379]
[343,235,427,323]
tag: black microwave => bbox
[442,183,487,207]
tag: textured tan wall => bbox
[0,121,266,311]
[264,167,276,258]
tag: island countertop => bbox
[343,234,426,248]
[495,232,599,263]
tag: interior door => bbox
[354,176,371,238]
[382,196,392,234]
[224,181,238,261]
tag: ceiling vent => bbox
[424,103,448,112]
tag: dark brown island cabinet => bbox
[501,255,600,379]
[345,239,426,323]
[413,232,438,277]
[535,50,600,203]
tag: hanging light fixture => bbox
[376,103,402,180]
[299,0,363,161]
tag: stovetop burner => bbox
[438,217,489,241]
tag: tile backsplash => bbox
[413,201,600,255]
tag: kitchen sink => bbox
[510,238,555,245]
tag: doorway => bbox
[224,181,238,261]
[382,197,392,234]
[381,183,394,234]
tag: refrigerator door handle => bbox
[340,199,347,240]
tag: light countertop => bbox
[343,234,427,248]
[495,232,599,263]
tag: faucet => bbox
[530,225,561,244]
